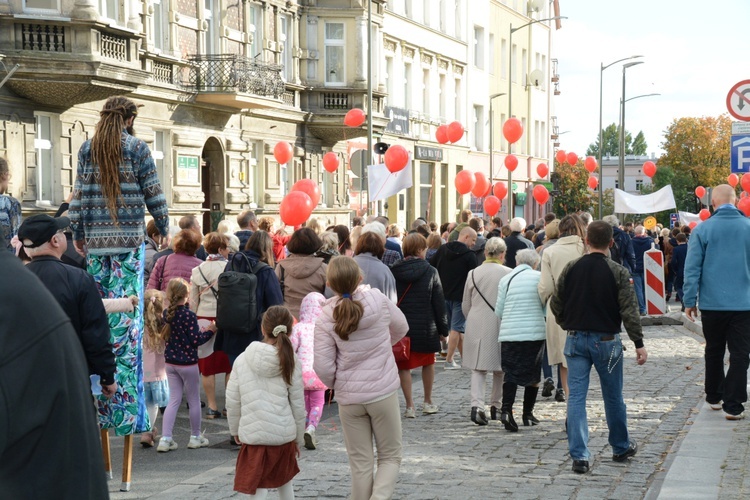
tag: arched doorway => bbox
[201,137,225,232]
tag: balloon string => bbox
[370,172,394,202]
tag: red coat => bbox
[271,233,292,262]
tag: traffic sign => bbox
[726,80,750,121]
[731,135,750,173]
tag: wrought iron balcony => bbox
[183,54,286,109]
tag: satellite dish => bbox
[528,69,544,88]
[527,0,544,12]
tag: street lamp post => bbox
[618,61,644,204]
[489,92,506,187]
[508,16,565,221]
[597,55,642,217]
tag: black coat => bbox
[26,255,116,385]
[429,241,478,301]
[0,252,109,499]
[390,257,449,353]
[503,232,534,268]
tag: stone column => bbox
[71,0,99,21]
[127,0,144,32]
[353,15,367,88]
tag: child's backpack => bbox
[215,254,269,335]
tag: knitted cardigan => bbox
[69,131,169,255]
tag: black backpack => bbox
[610,236,624,266]
[215,253,269,335]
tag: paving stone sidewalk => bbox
[144,324,713,500]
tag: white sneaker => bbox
[157,437,178,453]
[403,407,416,418]
[445,359,462,370]
[422,403,439,415]
[708,402,722,411]
[304,426,317,450]
[187,434,209,449]
[725,411,745,421]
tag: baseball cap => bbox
[18,214,70,248]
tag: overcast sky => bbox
[552,0,749,158]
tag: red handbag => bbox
[392,283,412,362]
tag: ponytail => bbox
[144,289,167,353]
[261,305,296,386]
[326,256,364,340]
[160,278,189,342]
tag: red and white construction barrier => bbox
[644,248,666,315]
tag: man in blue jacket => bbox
[684,184,750,420]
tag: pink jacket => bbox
[147,253,203,291]
[313,285,408,405]
[290,292,327,391]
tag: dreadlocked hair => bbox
[261,306,296,386]
[90,96,138,222]
[143,289,167,354]
[160,278,189,342]
[326,256,364,341]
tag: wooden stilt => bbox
[101,429,112,480]
[121,434,133,492]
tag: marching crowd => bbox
[1,96,748,500]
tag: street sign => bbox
[726,80,750,121]
[732,122,750,135]
[669,213,678,229]
[731,135,750,173]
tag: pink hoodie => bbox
[290,292,327,391]
[314,285,408,405]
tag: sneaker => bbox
[304,427,317,450]
[725,412,745,421]
[708,402,722,411]
[572,459,589,474]
[612,440,638,462]
[444,359,462,370]
[206,408,222,419]
[555,388,566,402]
[403,407,416,418]
[188,434,210,449]
[541,377,555,398]
[157,437,178,453]
[422,403,439,415]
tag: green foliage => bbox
[551,159,593,216]
[631,131,647,156]
[591,188,615,220]
[586,123,643,157]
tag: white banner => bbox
[367,162,413,202]
[678,211,702,226]
[614,185,676,214]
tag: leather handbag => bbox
[392,283,413,362]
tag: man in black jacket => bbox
[551,221,647,475]
[0,250,109,499]
[430,226,477,369]
[503,217,534,268]
[19,214,117,397]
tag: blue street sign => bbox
[731,134,750,173]
[670,213,678,229]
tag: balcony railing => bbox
[183,54,285,98]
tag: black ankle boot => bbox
[500,382,518,431]
[471,406,488,426]
[490,406,499,420]
[500,409,518,432]
[522,386,540,426]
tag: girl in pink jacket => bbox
[314,256,408,500]
[290,292,327,451]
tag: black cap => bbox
[18,214,70,248]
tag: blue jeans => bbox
[565,331,630,461]
[632,273,646,314]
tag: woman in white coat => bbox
[537,214,586,399]
[462,237,512,425]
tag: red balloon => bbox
[471,172,491,198]
[291,179,321,207]
[742,174,750,193]
[493,181,508,199]
[588,176,599,190]
[688,221,698,230]
[739,197,750,216]
[536,163,549,178]
[642,161,656,178]
[502,117,523,144]
[436,125,449,144]
[322,152,339,173]
[484,196,501,216]
[555,150,567,164]
[344,108,366,127]
[699,208,711,221]
[274,141,293,165]
[504,154,519,172]
[584,156,598,173]
[455,170,475,195]
[695,186,706,199]
[532,184,549,205]
[566,152,578,166]
[279,191,314,226]
[728,173,740,187]
[447,121,464,143]
[384,145,410,173]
